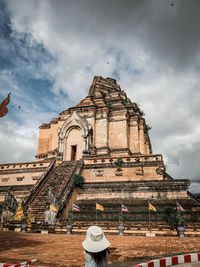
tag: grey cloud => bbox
[189,182,200,194]
[163,140,200,181]
[43,0,200,70]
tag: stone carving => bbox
[136,166,144,176]
[95,169,104,177]
[44,188,58,225]
[1,191,17,225]
[1,208,13,226]
[156,165,165,175]
[115,167,123,176]
[3,191,18,212]
[47,188,57,206]
[13,201,24,221]
[44,208,57,225]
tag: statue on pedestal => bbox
[13,201,24,222]
[1,207,13,227]
[44,189,58,225]
[1,190,18,227]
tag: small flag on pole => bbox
[72,203,80,212]
[149,202,156,212]
[96,202,104,211]
[122,204,129,212]
[28,205,32,211]
[50,204,58,212]
[177,202,184,211]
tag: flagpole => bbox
[96,201,97,225]
[121,199,123,226]
[72,203,74,225]
[148,201,151,232]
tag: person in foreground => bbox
[82,226,111,267]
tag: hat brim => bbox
[82,236,110,253]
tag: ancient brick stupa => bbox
[0,76,199,224]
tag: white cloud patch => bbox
[0,116,37,163]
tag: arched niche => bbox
[58,112,92,160]
[64,127,82,160]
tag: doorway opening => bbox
[71,145,77,161]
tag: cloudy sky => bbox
[0,0,200,193]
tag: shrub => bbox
[162,206,185,228]
[133,103,140,112]
[73,174,85,187]
[107,103,112,110]
[100,91,107,97]
[135,157,140,163]
[115,158,124,166]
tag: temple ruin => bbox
[0,76,199,227]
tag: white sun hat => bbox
[82,226,111,253]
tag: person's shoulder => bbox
[85,252,96,267]
[86,252,93,262]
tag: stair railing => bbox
[22,160,56,212]
[56,160,84,218]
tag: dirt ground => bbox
[1,231,200,266]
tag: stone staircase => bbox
[23,160,83,223]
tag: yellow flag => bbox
[149,202,156,212]
[96,203,104,211]
[50,204,58,212]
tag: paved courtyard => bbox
[1,231,200,267]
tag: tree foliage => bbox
[162,206,184,227]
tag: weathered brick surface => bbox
[36,76,152,160]
[0,162,50,202]
[1,231,200,267]
[24,161,78,222]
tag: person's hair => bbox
[87,248,109,265]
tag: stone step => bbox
[24,161,79,222]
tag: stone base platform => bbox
[72,198,200,224]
